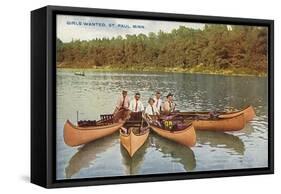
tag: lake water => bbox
[56,69,268,180]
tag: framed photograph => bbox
[31,5,274,188]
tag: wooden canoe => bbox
[191,113,245,131]
[174,105,255,123]
[120,112,150,157]
[64,110,130,147]
[74,71,85,76]
[150,121,196,147]
[217,105,256,122]
[64,120,124,147]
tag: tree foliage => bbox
[56,24,268,74]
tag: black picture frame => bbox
[31,5,274,188]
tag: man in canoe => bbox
[113,90,131,122]
[162,93,176,114]
[129,92,144,112]
[145,97,160,120]
[113,90,130,114]
[153,91,162,112]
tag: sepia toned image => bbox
[56,14,268,180]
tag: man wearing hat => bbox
[163,93,176,114]
[153,91,162,112]
[145,97,160,120]
[113,90,130,114]
[129,92,144,112]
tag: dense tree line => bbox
[56,24,268,75]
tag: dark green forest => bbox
[56,24,268,76]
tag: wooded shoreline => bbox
[57,65,267,77]
[57,24,268,77]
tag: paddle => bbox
[140,112,144,134]
[76,111,79,125]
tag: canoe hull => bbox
[120,129,149,157]
[64,120,124,147]
[151,124,196,147]
[192,113,245,131]
[218,106,256,122]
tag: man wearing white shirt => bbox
[145,98,159,120]
[153,91,162,112]
[129,92,144,112]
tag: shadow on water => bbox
[65,133,118,178]
[150,133,196,171]
[196,131,245,155]
[120,139,149,175]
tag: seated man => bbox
[113,90,130,122]
[162,93,176,114]
[145,97,159,120]
[129,92,144,112]
[113,90,130,113]
[153,91,162,112]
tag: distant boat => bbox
[74,71,85,76]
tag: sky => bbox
[57,15,206,43]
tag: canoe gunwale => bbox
[190,112,245,122]
[174,105,251,115]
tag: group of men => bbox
[113,90,176,119]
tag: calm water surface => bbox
[56,69,268,180]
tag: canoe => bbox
[191,113,245,131]
[150,121,196,147]
[64,110,130,147]
[120,112,150,157]
[217,105,256,122]
[64,120,124,147]
[74,71,85,76]
[120,139,149,175]
[174,105,255,123]
[120,128,150,157]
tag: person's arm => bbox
[144,106,152,120]
[144,106,149,114]
[155,105,160,115]
[159,100,163,112]
[113,96,121,114]
[163,101,169,112]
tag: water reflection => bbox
[151,134,196,171]
[196,131,245,155]
[65,133,118,178]
[121,140,149,175]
